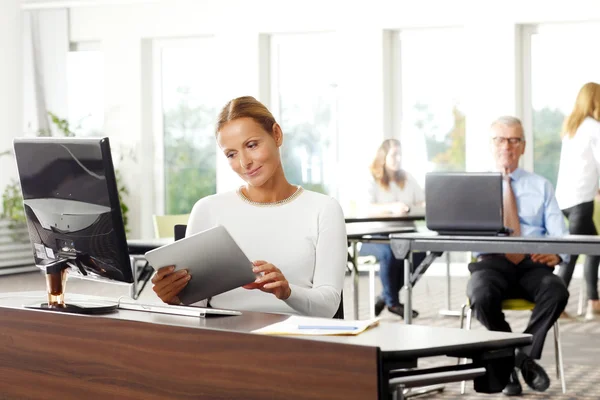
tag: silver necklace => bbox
[237,186,304,207]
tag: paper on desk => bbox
[252,316,380,336]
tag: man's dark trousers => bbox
[467,255,569,359]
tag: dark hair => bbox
[370,139,406,190]
[216,96,277,136]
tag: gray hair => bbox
[490,116,525,139]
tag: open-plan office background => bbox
[1,0,600,242]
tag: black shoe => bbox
[374,297,385,317]
[502,369,522,396]
[387,304,419,319]
[518,353,550,392]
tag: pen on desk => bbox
[297,325,359,330]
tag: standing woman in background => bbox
[360,139,425,318]
[556,82,600,320]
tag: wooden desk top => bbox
[0,292,531,360]
[0,292,532,399]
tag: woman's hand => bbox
[243,260,291,300]
[530,254,561,267]
[151,265,191,304]
[396,202,410,214]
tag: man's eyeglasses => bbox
[492,137,524,146]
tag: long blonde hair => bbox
[562,82,600,138]
[370,139,406,190]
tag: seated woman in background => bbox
[151,96,347,318]
[360,139,425,318]
[556,82,600,320]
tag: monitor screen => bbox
[13,137,133,284]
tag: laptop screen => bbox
[425,172,504,233]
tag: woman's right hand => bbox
[396,202,410,214]
[151,266,191,304]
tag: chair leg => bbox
[554,321,566,393]
[460,308,473,395]
[456,304,466,366]
[459,303,466,329]
[392,384,405,400]
[578,283,585,316]
[465,308,473,330]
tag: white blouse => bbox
[185,188,347,318]
[368,171,425,206]
[556,117,600,210]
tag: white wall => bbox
[21,0,600,237]
[0,0,23,209]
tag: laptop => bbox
[425,172,510,236]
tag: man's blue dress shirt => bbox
[504,167,569,264]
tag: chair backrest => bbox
[174,224,187,241]
[153,214,190,239]
[333,292,344,319]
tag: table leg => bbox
[439,252,461,317]
[403,255,413,324]
[369,261,376,319]
[351,241,359,320]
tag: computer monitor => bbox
[13,137,133,314]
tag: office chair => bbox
[153,214,190,238]
[174,224,187,241]
[458,299,566,394]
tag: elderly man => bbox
[467,116,570,396]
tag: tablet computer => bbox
[144,225,257,305]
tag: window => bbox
[157,38,224,215]
[66,43,104,136]
[393,29,466,183]
[527,24,600,187]
[270,33,339,196]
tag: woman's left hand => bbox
[243,260,291,300]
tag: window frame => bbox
[388,27,467,179]
[151,36,218,216]
[269,32,341,198]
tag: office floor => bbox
[1,270,597,399]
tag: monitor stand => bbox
[26,258,117,315]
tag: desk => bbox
[390,233,600,324]
[0,292,531,399]
[344,207,426,223]
[345,211,426,320]
[346,222,418,320]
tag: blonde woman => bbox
[556,82,600,320]
[360,139,425,318]
[151,96,347,318]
